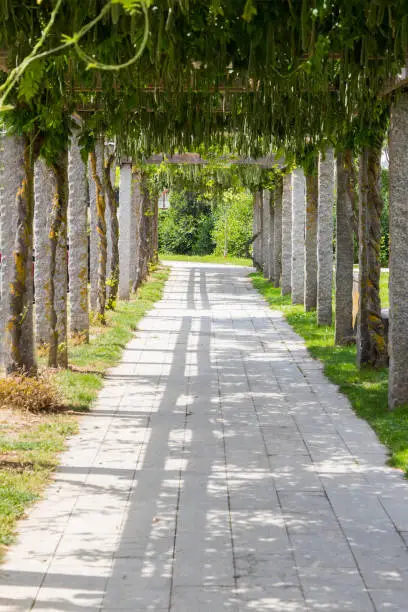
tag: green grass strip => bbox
[251,272,408,476]
[160,253,253,267]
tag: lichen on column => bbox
[34,159,53,345]
[68,128,89,340]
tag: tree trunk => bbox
[389,90,408,409]
[2,134,37,374]
[356,146,387,368]
[89,145,107,322]
[281,173,292,296]
[273,176,283,287]
[104,152,119,309]
[291,168,306,304]
[48,151,68,369]
[34,159,52,345]
[317,149,335,326]
[118,162,132,300]
[335,149,356,344]
[68,127,89,340]
[262,189,271,278]
[304,167,318,311]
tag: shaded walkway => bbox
[1,261,408,611]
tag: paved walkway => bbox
[2,261,408,612]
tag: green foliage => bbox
[212,188,253,257]
[17,60,44,102]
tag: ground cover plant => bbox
[0,266,169,559]
[251,271,408,476]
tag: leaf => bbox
[242,0,257,23]
[17,60,44,103]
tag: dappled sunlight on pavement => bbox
[1,261,408,611]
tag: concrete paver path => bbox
[2,261,408,612]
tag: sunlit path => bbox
[1,261,408,612]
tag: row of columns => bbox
[253,138,408,411]
[0,135,159,371]
[254,153,335,325]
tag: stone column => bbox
[0,135,19,365]
[317,149,335,325]
[262,189,271,278]
[152,196,159,263]
[273,177,283,287]
[88,139,104,311]
[118,162,132,300]
[105,155,116,281]
[252,193,258,267]
[68,129,89,339]
[268,192,275,283]
[253,191,263,268]
[130,168,142,290]
[335,150,355,344]
[304,169,318,311]
[281,173,293,296]
[389,91,408,409]
[291,168,306,304]
[0,134,36,373]
[34,159,52,345]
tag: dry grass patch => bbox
[0,373,62,414]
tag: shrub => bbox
[0,374,62,413]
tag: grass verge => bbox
[160,253,253,267]
[251,272,408,476]
[0,265,170,558]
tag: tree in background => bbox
[158,189,215,255]
[212,188,253,258]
